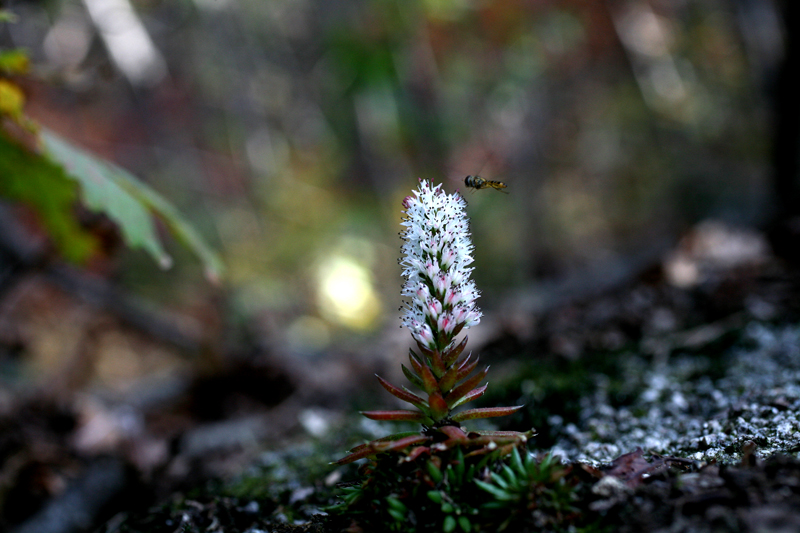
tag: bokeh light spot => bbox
[316,255,381,331]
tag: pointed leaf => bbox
[371,434,430,452]
[474,480,516,501]
[346,431,423,453]
[403,446,427,462]
[442,335,468,366]
[451,405,524,423]
[376,375,426,408]
[416,340,436,360]
[445,366,488,407]
[333,446,380,465]
[511,447,526,477]
[456,355,480,382]
[401,364,424,391]
[409,350,423,376]
[419,358,439,396]
[431,349,445,377]
[439,353,472,393]
[449,384,487,409]
[416,342,445,377]
[333,434,430,465]
[489,469,511,490]
[500,463,519,487]
[468,429,536,439]
[466,429,536,449]
[466,442,520,458]
[428,390,449,421]
[361,410,430,423]
[452,452,465,486]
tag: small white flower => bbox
[425,298,443,321]
[437,313,456,335]
[414,283,431,302]
[433,273,448,297]
[443,288,460,308]
[400,179,482,350]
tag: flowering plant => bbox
[335,179,531,466]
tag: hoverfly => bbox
[464,175,508,193]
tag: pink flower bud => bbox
[451,305,468,324]
[425,298,442,320]
[415,283,431,301]
[464,309,481,328]
[443,288,461,307]
[437,313,456,335]
[425,262,440,279]
[414,323,436,349]
[433,273,447,296]
[440,247,456,270]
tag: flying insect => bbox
[464,175,508,193]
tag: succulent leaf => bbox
[451,405,524,423]
[510,448,526,477]
[442,335,468,367]
[428,390,450,420]
[438,353,472,392]
[333,446,381,465]
[371,434,431,452]
[454,447,465,482]
[474,479,515,501]
[346,431,424,454]
[362,410,431,423]
[449,384,487,409]
[409,350,424,375]
[386,495,407,512]
[418,342,445,376]
[334,433,432,465]
[401,364,425,390]
[426,462,444,484]
[427,490,443,504]
[445,366,489,406]
[387,508,406,522]
[500,463,519,487]
[376,375,427,408]
[455,355,480,382]
[419,359,440,396]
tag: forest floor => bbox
[3,220,800,533]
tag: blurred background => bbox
[0,0,795,528]
[4,0,784,342]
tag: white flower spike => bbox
[400,179,482,351]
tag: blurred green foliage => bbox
[0,34,222,278]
